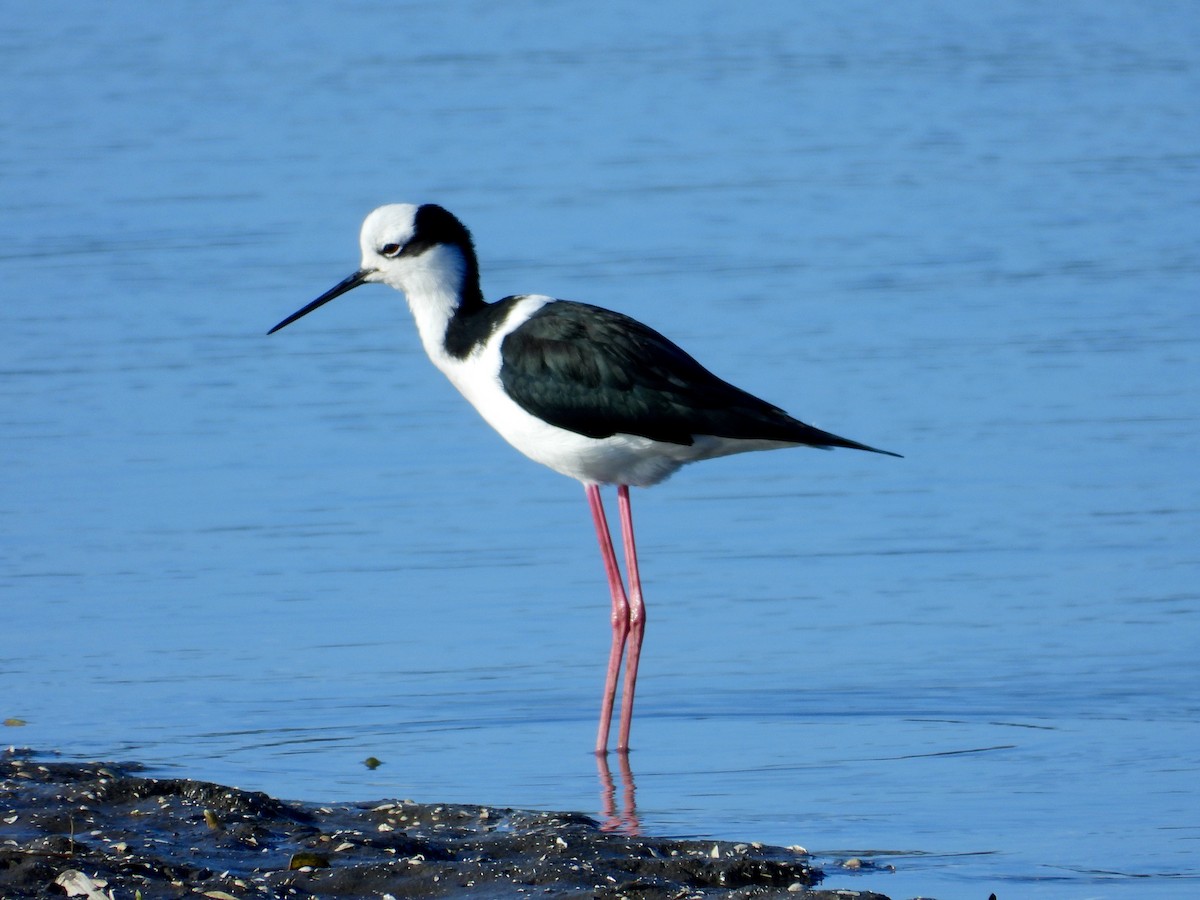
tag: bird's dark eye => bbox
[380,242,402,257]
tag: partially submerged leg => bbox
[586,483,629,755]
[615,484,646,753]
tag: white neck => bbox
[390,244,471,369]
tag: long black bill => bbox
[267,269,373,335]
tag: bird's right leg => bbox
[586,483,629,755]
[614,484,645,753]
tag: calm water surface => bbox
[3,3,1198,898]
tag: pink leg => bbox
[586,484,629,755]
[615,484,645,753]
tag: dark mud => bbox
[0,749,892,899]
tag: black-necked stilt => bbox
[268,203,899,754]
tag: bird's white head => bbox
[358,203,422,286]
[268,203,482,337]
[358,203,478,297]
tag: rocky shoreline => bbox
[1,749,893,899]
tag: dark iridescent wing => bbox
[499,300,892,453]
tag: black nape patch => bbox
[401,204,475,259]
[399,203,486,322]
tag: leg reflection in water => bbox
[597,751,639,835]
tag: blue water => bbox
[3,3,1198,898]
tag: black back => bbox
[499,300,894,454]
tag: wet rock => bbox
[0,748,892,899]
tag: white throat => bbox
[386,243,471,368]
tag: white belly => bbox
[456,382,795,486]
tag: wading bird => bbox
[268,204,899,754]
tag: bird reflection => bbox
[597,751,640,835]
